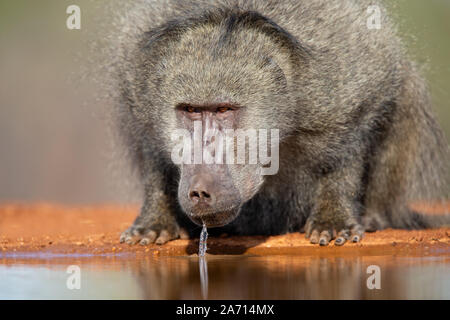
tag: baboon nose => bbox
[188,185,215,205]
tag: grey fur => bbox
[101,0,449,246]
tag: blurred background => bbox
[0,0,449,205]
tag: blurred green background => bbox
[0,0,449,204]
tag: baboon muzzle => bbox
[179,164,241,227]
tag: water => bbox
[1,253,449,299]
[199,224,208,257]
[199,257,208,299]
[198,224,209,299]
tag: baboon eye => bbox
[184,105,197,113]
[217,106,232,113]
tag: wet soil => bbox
[0,203,449,257]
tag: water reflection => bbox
[1,254,449,299]
[130,255,450,299]
[199,257,208,299]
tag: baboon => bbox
[104,0,449,246]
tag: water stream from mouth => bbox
[199,223,208,257]
[198,223,209,299]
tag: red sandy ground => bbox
[0,203,449,257]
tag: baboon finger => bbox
[309,230,320,244]
[319,230,332,246]
[155,230,172,245]
[335,229,350,246]
[139,230,157,245]
[334,237,346,246]
[351,226,364,243]
[124,235,139,245]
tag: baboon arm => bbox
[305,161,364,246]
[120,156,185,245]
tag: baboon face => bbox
[135,23,292,227]
[175,103,266,227]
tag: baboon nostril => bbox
[188,174,216,205]
[201,191,210,198]
[190,191,200,199]
[188,188,214,204]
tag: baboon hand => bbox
[304,216,364,246]
[119,219,189,246]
